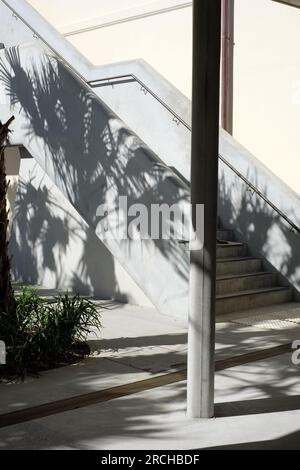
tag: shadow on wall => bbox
[218,165,300,296]
[10,164,128,301]
[0,46,189,312]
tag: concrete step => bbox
[217,228,234,242]
[216,272,277,296]
[217,242,247,259]
[216,257,262,276]
[216,286,293,315]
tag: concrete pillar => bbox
[187,0,221,419]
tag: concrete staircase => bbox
[216,227,293,315]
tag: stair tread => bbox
[216,286,291,300]
[217,256,261,263]
[217,242,244,247]
[217,271,274,281]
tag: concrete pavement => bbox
[0,301,300,449]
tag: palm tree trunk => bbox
[0,116,16,315]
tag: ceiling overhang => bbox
[273,0,300,9]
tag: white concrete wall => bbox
[219,130,300,298]
[11,157,153,306]
[233,0,300,197]
[27,0,193,97]
[0,43,190,318]
[0,1,34,46]
[26,0,300,196]
[2,0,300,312]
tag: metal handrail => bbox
[89,74,191,130]
[1,0,88,83]
[3,1,300,234]
[90,74,300,234]
[218,155,300,234]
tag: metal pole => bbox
[187,0,221,419]
[221,0,234,134]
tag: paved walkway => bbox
[0,301,300,449]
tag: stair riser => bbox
[216,289,292,315]
[217,229,234,241]
[217,245,247,258]
[217,259,261,276]
[216,273,277,296]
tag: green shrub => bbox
[0,287,101,378]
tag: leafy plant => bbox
[0,287,101,378]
